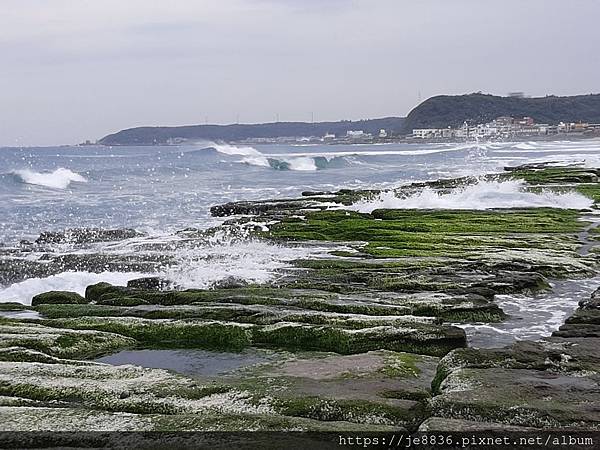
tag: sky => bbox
[0,0,598,146]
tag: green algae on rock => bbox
[31,291,87,306]
[39,317,253,351]
[0,322,136,359]
[34,315,466,357]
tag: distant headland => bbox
[98,118,405,146]
[97,93,600,145]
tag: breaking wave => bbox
[12,168,88,189]
[208,142,493,172]
[210,143,264,159]
[209,143,326,171]
[164,234,328,289]
[203,141,529,172]
[351,179,594,212]
[0,271,148,306]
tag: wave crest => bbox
[351,180,594,212]
[209,143,326,171]
[12,168,88,189]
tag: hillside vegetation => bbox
[402,93,600,132]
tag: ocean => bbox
[3,139,600,243]
[1,139,600,347]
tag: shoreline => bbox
[0,163,599,434]
[2,134,600,150]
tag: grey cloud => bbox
[0,0,598,146]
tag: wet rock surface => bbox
[428,301,600,430]
[35,228,145,245]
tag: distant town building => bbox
[379,129,388,138]
[346,130,367,138]
[412,129,442,139]
[516,117,534,126]
[494,116,514,126]
[411,115,597,140]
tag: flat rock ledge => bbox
[1,287,599,434]
[427,287,600,431]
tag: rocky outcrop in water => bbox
[35,228,145,245]
[31,291,87,306]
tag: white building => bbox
[412,128,441,139]
[346,130,367,138]
[412,116,559,140]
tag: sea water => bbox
[2,139,600,243]
[1,139,599,346]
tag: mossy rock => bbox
[40,317,253,351]
[0,303,32,312]
[507,166,600,185]
[272,395,425,427]
[0,322,136,359]
[431,337,600,395]
[31,291,87,307]
[96,296,150,307]
[0,361,243,416]
[0,406,403,434]
[0,346,92,365]
[252,322,466,357]
[430,367,600,429]
[37,315,466,356]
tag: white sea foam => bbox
[13,168,88,189]
[458,277,600,348]
[164,238,327,289]
[350,179,594,213]
[284,156,319,171]
[209,141,495,172]
[211,143,266,158]
[204,141,513,172]
[262,144,487,159]
[0,271,149,306]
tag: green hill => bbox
[99,118,405,145]
[403,93,600,132]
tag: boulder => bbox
[210,276,249,290]
[35,228,144,245]
[127,277,171,291]
[31,291,87,306]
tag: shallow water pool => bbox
[95,348,274,377]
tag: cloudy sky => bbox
[1,0,598,146]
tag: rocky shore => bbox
[0,164,599,438]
